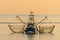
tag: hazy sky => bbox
[0,0,60,15]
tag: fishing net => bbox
[38,24,55,33]
[37,17,55,33]
[39,26,55,33]
[8,24,26,33]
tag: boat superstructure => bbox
[24,12,36,34]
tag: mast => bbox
[27,11,35,27]
[28,11,35,24]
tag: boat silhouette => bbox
[8,11,55,34]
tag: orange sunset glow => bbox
[0,0,60,15]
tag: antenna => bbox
[28,11,35,24]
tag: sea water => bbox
[0,24,60,40]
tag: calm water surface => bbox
[0,24,60,40]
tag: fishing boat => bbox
[8,11,55,34]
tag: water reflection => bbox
[39,33,54,35]
[0,33,55,40]
[26,34,34,40]
[8,33,28,40]
[38,33,55,40]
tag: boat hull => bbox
[25,27,35,34]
